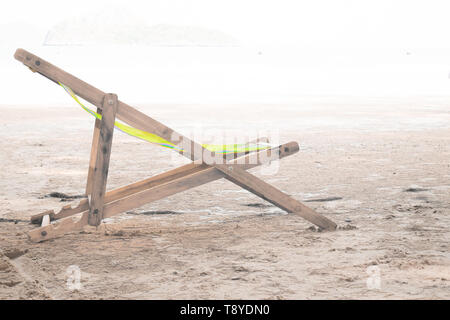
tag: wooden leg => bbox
[28,143,299,242]
[85,108,101,196]
[87,94,118,226]
[214,164,337,230]
[30,142,297,224]
[30,162,208,224]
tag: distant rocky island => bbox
[44,10,238,47]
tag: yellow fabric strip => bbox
[59,82,271,154]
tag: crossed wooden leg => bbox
[28,141,335,242]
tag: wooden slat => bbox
[30,163,210,224]
[29,212,89,243]
[214,164,337,230]
[14,50,277,165]
[14,48,204,161]
[14,49,105,107]
[88,94,118,226]
[85,108,102,195]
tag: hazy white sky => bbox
[1,0,450,48]
[1,0,450,104]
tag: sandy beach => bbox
[0,97,449,299]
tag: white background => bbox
[1,0,450,105]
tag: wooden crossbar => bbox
[14,48,337,242]
[29,143,299,242]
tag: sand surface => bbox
[0,97,449,299]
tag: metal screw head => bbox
[108,99,114,105]
[41,231,47,236]
[35,60,40,66]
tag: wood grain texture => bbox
[28,212,89,243]
[85,109,102,195]
[14,49,104,106]
[214,164,337,230]
[88,94,118,226]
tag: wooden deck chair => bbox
[14,48,336,242]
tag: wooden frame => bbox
[14,48,337,242]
